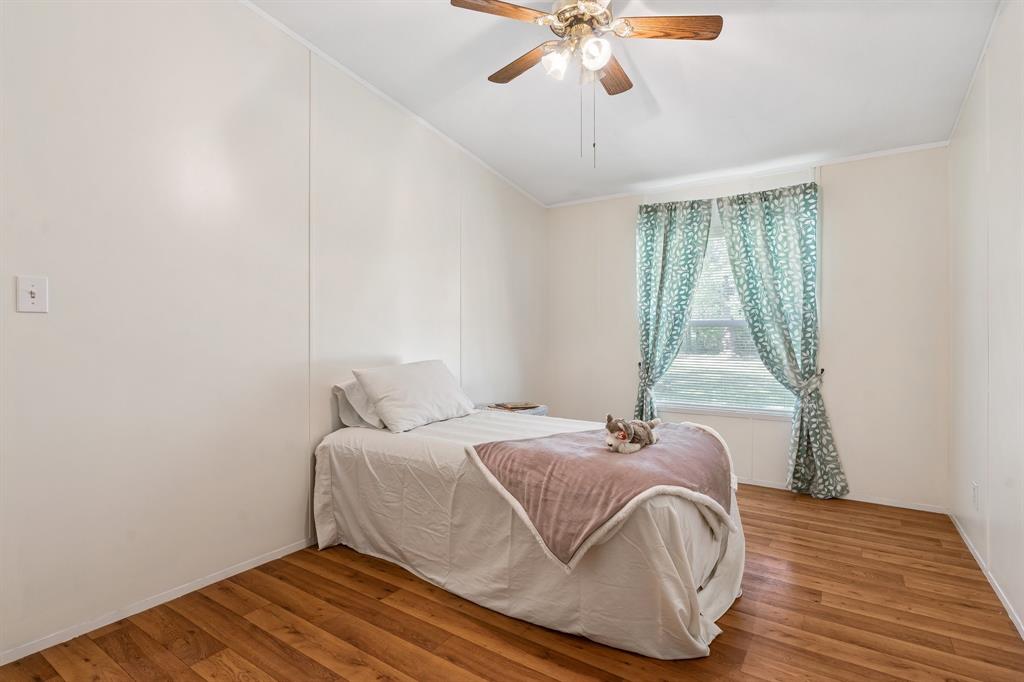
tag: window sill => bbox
[656,402,794,422]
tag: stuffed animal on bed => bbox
[604,414,662,454]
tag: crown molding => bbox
[546,140,950,209]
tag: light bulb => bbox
[580,34,611,71]
[542,49,569,81]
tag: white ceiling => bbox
[253,0,997,206]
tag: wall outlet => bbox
[970,481,981,512]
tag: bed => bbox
[313,409,744,659]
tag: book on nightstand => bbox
[477,402,549,416]
[493,402,540,410]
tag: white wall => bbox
[949,0,1024,635]
[308,53,546,439]
[0,0,545,660]
[0,0,311,658]
[817,150,950,511]
[458,162,547,408]
[543,148,951,511]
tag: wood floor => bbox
[3,485,1023,682]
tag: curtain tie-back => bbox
[637,361,651,385]
[797,369,824,400]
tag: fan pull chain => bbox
[592,78,597,169]
[579,85,583,158]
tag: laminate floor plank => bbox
[189,650,276,682]
[0,653,61,682]
[256,559,450,652]
[380,588,620,682]
[231,565,481,682]
[91,623,205,682]
[5,484,1022,681]
[39,637,133,682]
[198,581,270,618]
[243,603,415,682]
[166,592,341,682]
[128,605,226,667]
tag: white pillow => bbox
[335,380,385,429]
[353,360,473,433]
[332,384,374,428]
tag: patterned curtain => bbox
[716,182,849,499]
[634,200,712,420]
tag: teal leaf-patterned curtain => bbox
[634,200,712,420]
[716,182,849,499]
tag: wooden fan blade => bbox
[489,41,558,83]
[600,56,633,95]
[621,15,723,40]
[451,0,548,23]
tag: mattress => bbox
[313,410,744,659]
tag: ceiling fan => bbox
[451,0,723,95]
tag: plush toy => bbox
[605,414,662,454]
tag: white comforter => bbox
[313,411,744,659]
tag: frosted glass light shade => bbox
[542,49,570,80]
[580,35,611,71]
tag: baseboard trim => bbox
[0,536,315,666]
[736,478,949,514]
[950,515,1024,640]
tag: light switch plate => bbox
[16,276,48,313]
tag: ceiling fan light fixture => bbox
[542,45,571,80]
[579,34,611,71]
[453,0,723,97]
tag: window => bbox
[652,209,794,415]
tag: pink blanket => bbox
[472,422,733,567]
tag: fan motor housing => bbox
[549,0,611,37]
